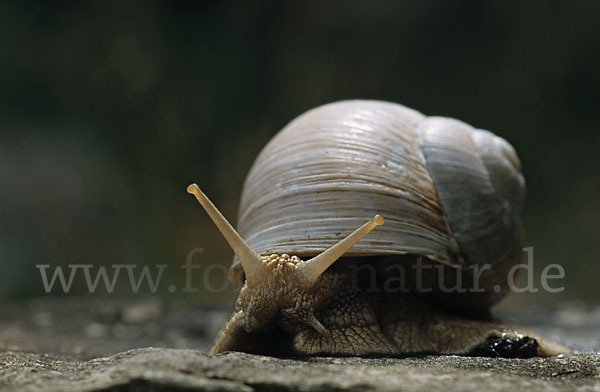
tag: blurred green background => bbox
[1,1,598,305]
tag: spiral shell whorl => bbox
[234,100,526,300]
[417,118,525,271]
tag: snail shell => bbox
[232,100,525,308]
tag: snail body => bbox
[188,100,569,357]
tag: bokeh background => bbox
[1,1,598,306]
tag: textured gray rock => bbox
[0,299,599,391]
[1,349,599,392]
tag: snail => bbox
[188,100,569,357]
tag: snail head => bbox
[186,184,383,348]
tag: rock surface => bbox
[1,298,599,391]
[2,349,600,392]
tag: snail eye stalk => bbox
[187,183,265,287]
[295,215,384,288]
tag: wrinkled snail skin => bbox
[188,100,570,358]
